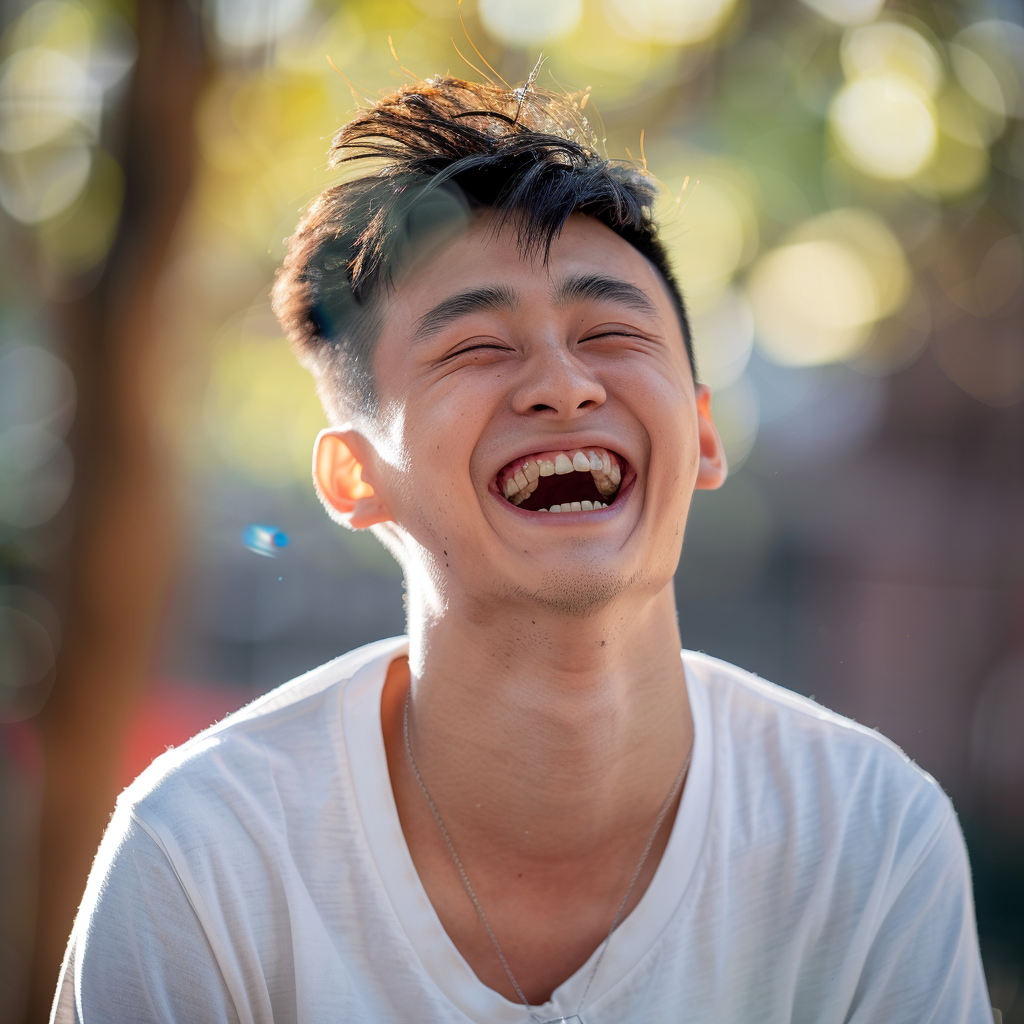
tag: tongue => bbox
[517,473,607,512]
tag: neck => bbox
[386,582,692,863]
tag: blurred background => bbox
[0,0,1022,1019]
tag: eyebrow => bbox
[412,285,519,341]
[555,274,660,317]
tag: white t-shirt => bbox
[53,637,992,1023]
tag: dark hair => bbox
[272,75,694,420]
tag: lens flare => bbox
[242,524,289,557]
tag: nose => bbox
[511,340,607,420]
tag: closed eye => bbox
[441,340,513,361]
[580,327,646,342]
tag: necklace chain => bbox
[402,687,692,1023]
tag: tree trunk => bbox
[25,4,207,1020]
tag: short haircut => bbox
[272,75,694,422]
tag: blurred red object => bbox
[117,682,250,790]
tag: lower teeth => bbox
[543,501,607,512]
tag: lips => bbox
[495,447,625,513]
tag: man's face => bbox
[359,213,723,617]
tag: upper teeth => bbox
[501,447,622,505]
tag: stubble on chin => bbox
[494,566,645,618]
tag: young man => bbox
[54,78,990,1023]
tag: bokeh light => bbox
[0,0,132,262]
[749,241,876,366]
[658,164,758,309]
[798,0,885,28]
[603,0,737,46]
[0,584,61,720]
[831,75,937,180]
[691,287,755,390]
[790,207,910,319]
[479,0,583,47]
[748,207,909,368]
[3,0,1024,1014]
[0,344,76,530]
[952,21,1024,119]
[710,372,760,468]
[212,0,312,50]
[828,21,947,182]
[0,45,100,152]
[203,316,326,485]
[841,22,943,97]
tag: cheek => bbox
[387,407,489,519]
[621,364,696,438]
[629,388,700,502]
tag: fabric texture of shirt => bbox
[53,637,992,1023]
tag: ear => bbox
[694,384,728,491]
[313,429,394,530]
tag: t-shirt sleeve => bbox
[846,807,993,1024]
[51,808,240,1024]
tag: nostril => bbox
[532,403,555,413]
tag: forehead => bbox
[383,213,673,330]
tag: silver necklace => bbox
[403,687,692,1024]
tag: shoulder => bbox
[120,636,405,854]
[683,650,954,886]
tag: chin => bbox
[495,566,640,618]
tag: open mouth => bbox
[495,447,625,513]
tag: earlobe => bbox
[694,385,728,491]
[312,429,395,529]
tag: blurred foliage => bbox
[0,0,1022,705]
[1,0,1022,1017]
[180,0,1024,481]
[0,0,1015,720]
[3,0,1022,515]
[0,0,1021,705]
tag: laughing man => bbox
[54,78,991,1024]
